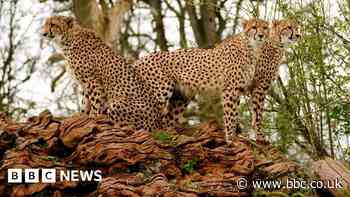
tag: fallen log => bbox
[0,111,336,196]
[313,158,350,196]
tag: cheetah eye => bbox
[263,26,268,30]
[252,26,257,29]
[288,26,292,29]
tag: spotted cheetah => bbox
[133,19,270,143]
[162,19,301,143]
[248,19,301,143]
[41,16,161,131]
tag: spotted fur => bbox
[41,16,161,131]
[133,19,270,143]
[248,19,301,143]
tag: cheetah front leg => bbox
[251,84,270,144]
[158,81,176,116]
[81,90,91,115]
[222,86,241,144]
[84,79,107,116]
[161,99,189,128]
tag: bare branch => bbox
[51,65,66,92]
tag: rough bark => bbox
[164,0,188,48]
[0,111,311,196]
[144,0,168,51]
[72,0,105,37]
[184,0,220,48]
[232,0,244,34]
[200,0,219,46]
[104,0,133,50]
[72,0,132,51]
[185,0,206,47]
[313,158,350,196]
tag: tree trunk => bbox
[200,0,219,46]
[147,0,168,51]
[72,0,132,51]
[185,0,206,47]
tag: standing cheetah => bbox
[41,16,161,131]
[133,19,270,143]
[249,19,301,143]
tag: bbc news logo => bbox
[7,169,102,183]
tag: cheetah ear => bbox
[241,19,248,29]
[271,20,280,28]
[65,16,75,28]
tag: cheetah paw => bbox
[225,132,241,147]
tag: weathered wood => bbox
[0,111,311,196]
[312,158,350,196]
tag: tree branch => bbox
[145,0,168,51]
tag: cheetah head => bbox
[41,16,77,44]
[270,20,301,46]
[242,18,269,47]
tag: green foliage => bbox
[259,0,350,160]
[183,159,198,173]
[336,188,350,197]
[252,191,289,197]
[39,156,58,162]
[331,104,350,135]
[153,131,172,143]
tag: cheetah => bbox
[248,19,301,143]
[133,19,270,143]
[41,16,161,131]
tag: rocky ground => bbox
[0,111,345,197]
